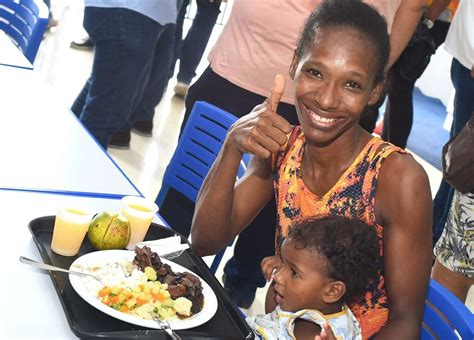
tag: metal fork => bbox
[153,317,182,340]
[19,256,104,284]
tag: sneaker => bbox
[108,130,131,149]
[132,120,153,137]
[70,37,94,51]
[174,82,189,98]
[47,18,58,30]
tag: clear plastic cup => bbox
[120,196,158,250]
[51,207,93,256]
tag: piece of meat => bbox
[133,246,205,314]
[133,246,162,270]
[168,284,187,299]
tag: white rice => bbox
[73,258,148,296]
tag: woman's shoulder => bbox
[376,144,431,201]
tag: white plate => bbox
[69,250,218,330]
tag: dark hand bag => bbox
[442,113,474,193]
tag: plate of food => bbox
[69,246,218,330]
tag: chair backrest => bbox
[0,0,49,63]
[421,279,474,339]
[156,101,249,208]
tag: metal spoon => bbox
[19,256,103,283]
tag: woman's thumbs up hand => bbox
[226,74,292,159]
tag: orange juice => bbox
[121,196,158,250]
[51,208,92,256]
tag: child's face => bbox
[290,27,383,145]
[273,238,336,312]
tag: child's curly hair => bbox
[285,215,382,303]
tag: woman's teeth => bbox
[305,105,337,123]
[314,113,336,123]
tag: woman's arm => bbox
[374,153,432,339]
[191,151,274,256]
[191,75,292,256]
[425,0,451,22]
[388,0,427,68]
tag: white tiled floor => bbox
[36,0,472,315]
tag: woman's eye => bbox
[291,268,299,278]
[308,69,321,78]
[346,81,361,89]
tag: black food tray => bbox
[29,216,254,339]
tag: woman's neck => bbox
[304,126,371,172]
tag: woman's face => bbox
[291,27,383,145]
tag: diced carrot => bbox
[120,305,130,313]
[98,287,111,297]
[110,296,121,304]
[153,293,165,302]
[136,298,147,305]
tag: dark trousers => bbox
[382,20,450,148]
[170,0,221,84]
[175,67,299,294]
[130,22,177,125]
[71,8,166,148]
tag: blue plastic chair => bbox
[156,101,250,273]
[421,279,474,339]
[0,0,49,63]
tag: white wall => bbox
[416,44,455,106]
[415,44,454,130]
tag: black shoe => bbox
[109,130,131,149]
[70,37,94,50]
[132,120,153,136]
[222,275,256,309]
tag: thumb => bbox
[267,74,285,112]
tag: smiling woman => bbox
[190,1,432,339]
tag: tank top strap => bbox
[366,137,408,173]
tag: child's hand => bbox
[261,255,282,281]
[314,323,337,340]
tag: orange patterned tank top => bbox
[272,126,406,339]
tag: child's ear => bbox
[367,80,385,106]
[322,281,346,304]
[289,51,298,80]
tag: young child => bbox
[246,215,381,339]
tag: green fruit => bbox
[88,211,130,250]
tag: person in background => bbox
[247,215,381,340]
[381,0,458,149]
[173,0,425,310]
[70,1,176,149]
[108,19,181,147]
[43,0,58,29]
[191,1,432,338]
[432,0,474,302]
[102,0,221,145]
[432,0,474,246]
[171,0,223,98]
[433,190,474,303]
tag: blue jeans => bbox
[130,22,178,124]
[71,7,165,148]
[433,58,474,243]
[170,0,221,84]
